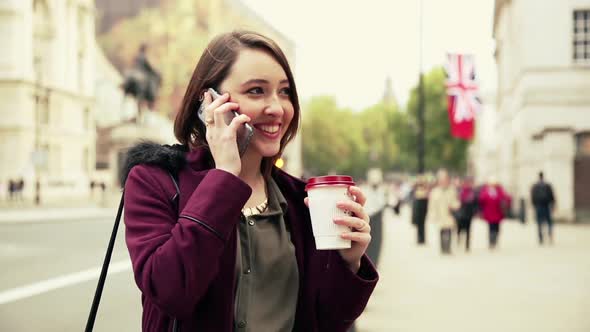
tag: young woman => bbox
[122,31,378,332]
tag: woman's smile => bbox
[253,122,282,139]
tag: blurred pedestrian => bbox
[455,177,478,252]
[100,182,107,205]
[428,169,459,254]
[387,181,401,215]
[8,179,15,201]
[478,176,509,250]
[121,31,377,332]
[363,169,387,267]
[531,171,556,245]
[518,197,527,224]
[411,176,429,245]
[90,180,96,199]
[19,178,25,200]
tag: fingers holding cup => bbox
[348,186,367,207]
[333,215,371,233]
[336,199,369,224]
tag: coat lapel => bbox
[273,170,308,278]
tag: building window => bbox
[51,144,61,174]
[577,132,590,155]
[96,161,109,170]
[33,0,53,82]
[39,102,49,125]
[34,88,50,125]
[77,7,86,91]
[83,147,89,172]
[83,107,90,130]
[573,9,590,62]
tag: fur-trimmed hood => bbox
[119,141,308,196]
[120,141,188,186]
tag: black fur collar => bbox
[120,141,188,186]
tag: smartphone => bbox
[198,88,254,157]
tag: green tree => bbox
[301,97,404,179]
[302,97,360,177]
[404,67,469,172]
[357,102,401,171]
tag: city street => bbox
[0,216,141,331]
[1,208,589,331]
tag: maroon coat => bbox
[122,143,378,331]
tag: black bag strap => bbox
[85,172,181,332]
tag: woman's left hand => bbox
[304,186,371,274]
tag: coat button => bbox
[248,220,255,226]
[237,321,247,328]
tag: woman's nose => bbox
[264,95,284,117]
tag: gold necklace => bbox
[242,199,269,217]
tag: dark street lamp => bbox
[32,68,50,206]
[417,0,426,174]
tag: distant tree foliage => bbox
[301,67,469,178]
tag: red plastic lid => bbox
[305,175,355,191]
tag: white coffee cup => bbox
[306,175,355,250]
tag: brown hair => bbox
[174,30,300,176]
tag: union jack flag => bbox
[444,53,480,139]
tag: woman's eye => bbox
[280,87,292,96]
[247,87,264,95]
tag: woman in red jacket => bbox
[122,31,378,332]
[478,176,509,250]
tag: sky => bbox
[241,0,497,110]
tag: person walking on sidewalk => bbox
[455,177,478,252]
[363,169,387,267]
[478,176,509,250]
[121,31,378,332]
[411,176,429,245]
[428,169,459,255]
[531,171,556,245]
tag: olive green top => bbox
[234,177,299,332]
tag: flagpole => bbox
[417,0,425,174]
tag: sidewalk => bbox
[355,207,590,332]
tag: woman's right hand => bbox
[201,91,251,176]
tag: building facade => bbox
[0,0,96,203]
[491,0,590,221]
[469,90,499,183]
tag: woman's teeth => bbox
[259,125,279,134]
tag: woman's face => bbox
[218,48,294,159]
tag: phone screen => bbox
[198,88,254,157]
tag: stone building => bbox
[0,0,96,203]
[487,0,590,221]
